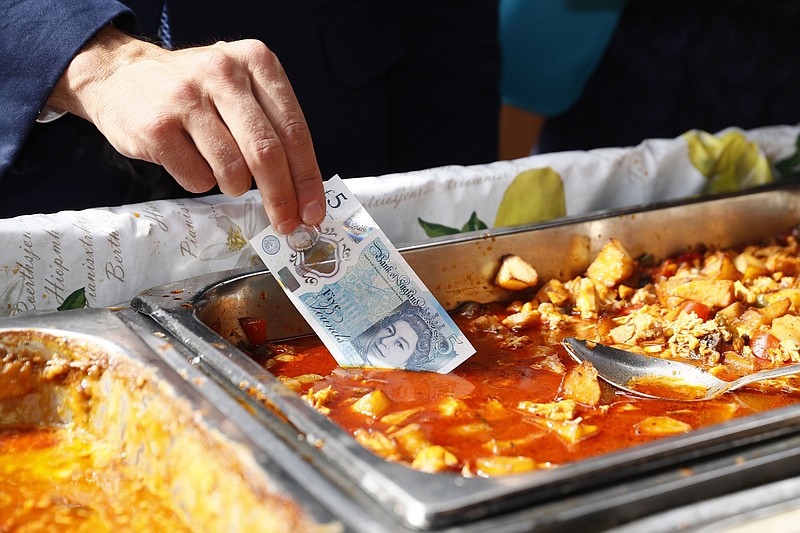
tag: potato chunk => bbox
[411,445,459,473]
[495,254,539,291]
[474,456,540,477]
[380,407,424,426]
[634,416,692,435]
[573,277,599,320]
[391,423,430,458]
[732,300,791,337]
[517,399,577,421]
[734,252,768,279]
[761,289,800,310]
[530,417,599,444]
[352,390,393,418]
[561,361,601,406]
[484,433,545,455]
[670,279,735,308]
[770,315,800,344]
[702,253,741,281]
[586,239,635,288]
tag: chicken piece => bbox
[471,314,507,334]
[765,252,800,276]
[565,277,599,319]
[609,306,663,345]
[352,389,393,418]
[450,421,493,437]
[294,373,323,384]
[536,302,569,329]
[502,301,541,330]
[390,423,430,458]
[586,238,635,288]
[494,254,540,291]
[530,417,599,444]
[500,334,532,350]
[561,361,601,406]
[669,279,735,309]
[576,278,600,319]
[277,375,303,393]
[380,407,424,426]
[353,428,397,458]
[479,398,512,421]
[473,455,540,477]
[411,445,459,473]
[484,433,545,455]
[303,385,337,415]
[517,399,577,420]
[531,353,566,374]
[634,416,692,435]
[437,396,469,417]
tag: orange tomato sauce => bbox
[0,425,192,532]
[264,307,800,475]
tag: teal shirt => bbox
[500,0,625,116]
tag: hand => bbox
[47,25,325,234]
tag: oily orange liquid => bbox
[266,309,800,473]
[0,425,192,532]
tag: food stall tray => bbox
[132,184,800,530]
[0,308,353,532]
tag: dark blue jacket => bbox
[0,0,500,216]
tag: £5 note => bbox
[250,175,475,373]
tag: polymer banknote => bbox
[250,175,475,373]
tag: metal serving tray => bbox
[132,184,800,531]
[0,308,357,532]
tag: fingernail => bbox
[301,201,324,224]
[276,220,298,235]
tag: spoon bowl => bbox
[561,337,800,401]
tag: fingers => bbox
[231,40,326,232]
[183,109,252,197]
[213,82,300,233]
[144,121,218,193]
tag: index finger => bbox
[220,41,325,234]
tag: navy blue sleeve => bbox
[0,0,134,178]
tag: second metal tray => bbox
[132,184,800,530]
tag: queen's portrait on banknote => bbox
[352,301,433,370]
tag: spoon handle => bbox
[729,362,800,391]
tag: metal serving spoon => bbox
[561,337,800,401]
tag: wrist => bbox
[47,25,160,122]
